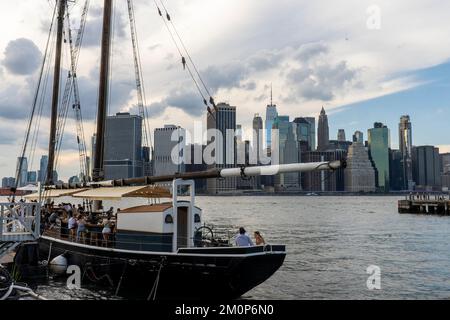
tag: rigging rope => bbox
[13,3,58,198]
[127,0,153,154]
[159,0,216,109]
[152,0,216,118]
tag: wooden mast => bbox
[93,0,113,183]
[92,0,113,210]
[46,0,66,186]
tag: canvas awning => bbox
[72,186,172,200]
[24,188,88,200]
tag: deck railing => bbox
[0,203,41,242]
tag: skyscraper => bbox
[389,149,405,191]
[207,102,237,194]
[399,115,414,190]
[252,114,263,165]
[104,113,144,180]
[27,171,37,184]
[293,117,315,152]
[412,146,441,191]
[317,107,329,151]
[91,134,97,177]
[15,157,28,187]
[368,122,390,192]
[337,129,346,142]
[39,155,48,183]
[344,140,376,193]
[154,125,186,177]
[273,116,300,190]
[265,88,278,151]
[353,131,364,144]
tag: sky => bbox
[0,0,449,181]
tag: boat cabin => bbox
[115,201,202,252]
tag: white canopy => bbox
[72,186,171,200]
[24,188,88,200]
[17,184,39,192]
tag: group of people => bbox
[42,203,117,247]
[235,227,266,247]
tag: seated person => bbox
[254,231,266,246]
[235,227,254,247]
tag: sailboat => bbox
[11,0,345,300]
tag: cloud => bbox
[285,43,361,102]
[2,38,42,75]
[82,6,128,48]
[129,88,205,118]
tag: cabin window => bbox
[194,214,201,223]
[165,214,174,224]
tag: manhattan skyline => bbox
[0,0,449,180]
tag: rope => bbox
[152,0,215,118]
[147,257,166,301]
[159,0,214,101]
[13,2,57,198]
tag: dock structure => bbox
[398,194,450,215]
[0,202,41,262]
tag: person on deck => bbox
[254,231,266,246]
[235,227,254,247]
[68,215,78,242]
[102,219,113,247]
[76,214,87,244]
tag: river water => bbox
[12,196,450,300]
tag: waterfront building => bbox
[154,125,186,177]
[368,122,390,192]
[2,177,16,188]
[252,114,264,165]
[302,150,346,192]
[399,115,414,190]
[412,146,441,191]
[328,140,352,152]
[344,141,376,193]
[265,104,278,151]
[389,149,405,191]
[317,107,330,151]
[207,102,237,194]
[440,153,450,174]
[27,171,37,184]
[69,176,80,184]
[337,129,346,142]
[273,116,300,191]
[90,134,96,177]
[39,155,48,183]
[185,144,207,194]
[15,157,28,187]
[104,113,144,180]
[293,117,315,152]
[353,131,364,144]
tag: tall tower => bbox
[16,157,28,187]
[337,129,346,142]
[368,122,390,192]
[253,114,263,164]
[265,86,278,151]
[399,115,414,190]
[317,107,330,151]
[207,102,237,194]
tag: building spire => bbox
[270,83,273,106]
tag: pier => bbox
[398,194,450,215]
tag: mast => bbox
[93,0,113,183]
[46,0,66,185]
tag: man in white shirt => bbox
[235,227,254,247]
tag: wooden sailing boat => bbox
[14,0,345,300]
